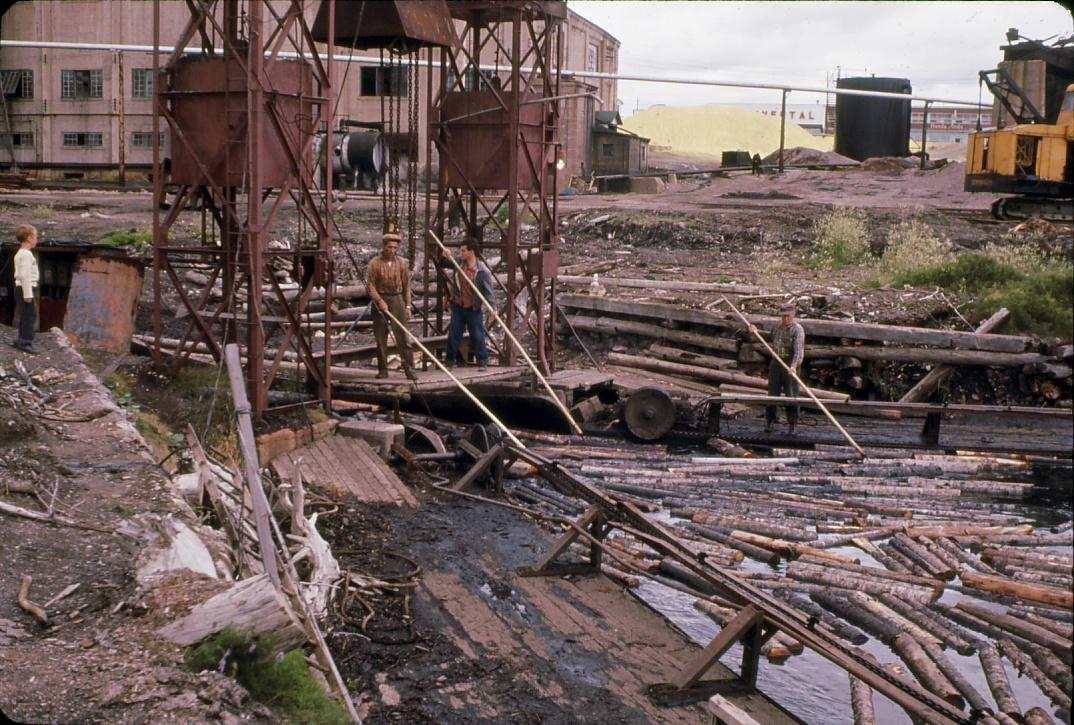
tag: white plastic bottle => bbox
[590,273,600,296]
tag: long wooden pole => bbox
[427,229,583,435]
[379,305,526,449]
[721,296,866,458]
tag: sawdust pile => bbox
[623,104,833,160]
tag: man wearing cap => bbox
[766,301,805,434]
[367,231,413,378]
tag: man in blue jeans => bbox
[440,238,493,369]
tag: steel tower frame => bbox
[151,0,335,419]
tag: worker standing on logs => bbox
[440,238,493,370]
[766,301,805,434]
[367,229,413,379]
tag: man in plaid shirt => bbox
[766,301,805,434]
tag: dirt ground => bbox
[0,157,1070,723]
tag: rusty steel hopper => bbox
[311,0,458,51]
[167,56,315,189]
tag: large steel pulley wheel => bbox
[622,387,677,441]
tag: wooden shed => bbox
[590,111,650,176]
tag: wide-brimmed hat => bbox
[779,302,796,313]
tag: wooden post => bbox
[721,295,866,457]
[225,343,280,590]
[672,605,763,690]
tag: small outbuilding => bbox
[1,241,145,353]
[589,111,650,176]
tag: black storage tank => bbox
[834,77,912,161]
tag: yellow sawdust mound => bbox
[623,104,833,160]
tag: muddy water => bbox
[634,506,1071,724]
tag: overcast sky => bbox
[571,1,1073,114]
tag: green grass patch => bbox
[894,253,1073,338]
[186,628,348,725]
[99,230,153,256]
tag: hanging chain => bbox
[407,53,419,262]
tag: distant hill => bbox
[623,104,833,160]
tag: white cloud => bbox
[571,1,1073,112]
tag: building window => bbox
[601,142,614,157]
[61,69,103,99]
[0,132,33,147]
[62,132,103,147]
[1,69,33,98]
[131,68,154,98]
[586,43,599,73]
[131,131,164,147]
[359,66,408,97]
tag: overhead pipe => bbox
[1,39,987,108]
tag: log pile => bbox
[503,432,1074,722]
[558,294,1073,407]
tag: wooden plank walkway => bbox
[272,434,418,507]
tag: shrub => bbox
[32,204,56,220]
[187,628,349,725]
[894,254,1021,293]
[809,207,873,270]
[879,218,950,279]
[99,229,153,256]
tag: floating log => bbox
[877,593,978,655]
[682,523,780,565]
[960,571,1073,609]
[852,593,942,645]
[852,537,911,573]
[691,513,817,542]
[849,674,877,725]
[1023,707,1056,725]
[891,632,963,707]
[934,537,997,574]
[771,589,868,645]
[978,643,1022,718]
[890,533,955,580]
[810,592,903,643]
[996,639,1072,715]
[916,636,992,714]
[796,554,945,595]
[693,599,802,662]
[158,573,306,653]
[786,562,937,603]
[600,563,641,588]
[1006,609,1074,641]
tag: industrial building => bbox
[0,0,619,178]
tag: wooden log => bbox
[960,570,1073,609]
[1006,609,1074,641]
[852,537,911,573]
[558,294,1034,352]
[1010,603,1074,624]
[786,562,938,603]
[916,636,992,714]
[916,536,963,572]
[1024,707,1056,725]
[608,352,771,389]
[650,344,739,371]
[771,589,869,645]
[557,275,765,295]
[568,315,740,354]
[691,513,817,542]
[600,563,641,588]
[852,593,943,646]
[810,592,903,642]
[996,639,1073,714]
[935,536,998,574]
[901,308,1011,402]
[978,643,1022,718]
[796,554,945,594]
[1025,644,1074,699]
[891,533,955,580]
[877,593,979,655]
[956,602,1072,664]
[158,573,306,653]
[891,632,964,707]
[878,544,935,578]
[682,523,780,565]
[849,674,877,725]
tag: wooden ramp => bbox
[272,434,418,507]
